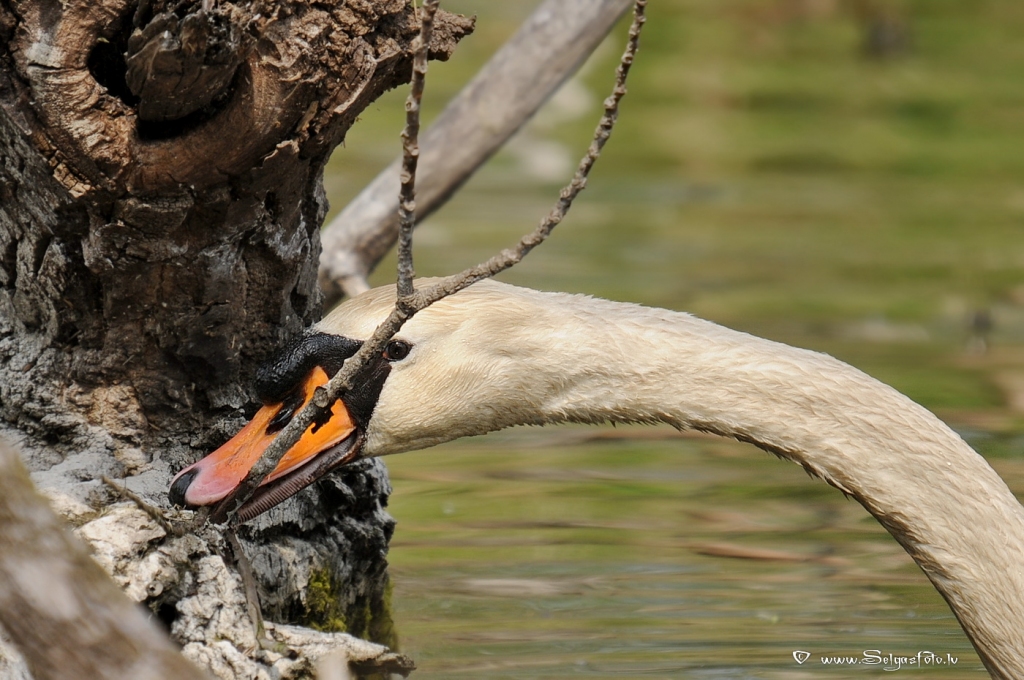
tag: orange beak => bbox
[170,366,356,507]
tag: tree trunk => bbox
[0,0,471,454]
[0,0,470,674]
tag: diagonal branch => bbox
[214,0,647,525]
[0,442,206,680]
[318,0,635,303]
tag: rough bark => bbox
[74,478,410,679]
[0,0,471,451]
[0,0,471,675]
[0,475,413,679]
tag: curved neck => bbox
[519,293,1024,677]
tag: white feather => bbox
[319,279,1024,677]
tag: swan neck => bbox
[529,295,1024,677]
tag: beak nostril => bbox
[168,468,200,508]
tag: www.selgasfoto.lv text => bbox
[793,649,959,670]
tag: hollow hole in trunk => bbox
[155,601,179,633]
[136,105,216,141]
[134,67,242,141]
[88,27,139,108]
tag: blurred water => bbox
[380,431,989,678]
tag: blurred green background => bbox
[324,1,1024,677]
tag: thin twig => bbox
[222,529,285,652]
[318,0,634,304]
[415,0,648,292]
[212,0,647,525]
[397,0,439,299]
[102,475,180,536]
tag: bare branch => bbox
[0,442,207,680]
[397,0,440,299]
[101,475,180,537]
[319,0,634,303]
[223,530,274,648]
[213,0,647,525]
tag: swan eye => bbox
[384,340,412,362]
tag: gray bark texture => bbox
[0,0,471,675]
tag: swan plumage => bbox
[174,279,1024,677]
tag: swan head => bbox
[169,279,554,518]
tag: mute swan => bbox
[171,279,1024,678]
